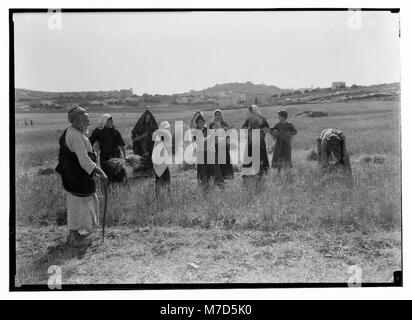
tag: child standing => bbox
[270,110,297,172]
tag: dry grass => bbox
[14,100,402,284]
[16,225,400,284]
[16,157,400,233]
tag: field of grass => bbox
[14,100,402,285]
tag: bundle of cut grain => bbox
[295,110,328,118]
[295,111,311,117]
[361,155,386,164]
[308,111,328,118]
[124,154,145,170]
[104,158,127,183]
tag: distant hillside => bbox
[186,81,286,96]
[15,88,134,101]
[14,82,400,113]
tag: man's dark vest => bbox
[55,128,96,197]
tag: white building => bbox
[332,82,346,89]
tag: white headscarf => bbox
[211,109,225,123]
[190,111,206,129]
[98,114,112,129]
[158,121,171,130]
[250,105,261,116]
[155,121,172,142]
[152,121,172,175]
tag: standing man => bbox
[56,107,108,247]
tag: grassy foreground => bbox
[15,151,401,284]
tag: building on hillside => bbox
[124,96,142,103]
[176,96,189,104]
[216,93,246,108]
[332,82,346,89]
[119,88,133,98]
[246,93,271,105]
[16,105,31,112]
[175,94,205,104]
[218,95,238,108]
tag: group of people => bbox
[55,105,352,247]
[190,106,299,188]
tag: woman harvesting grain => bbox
[89,114,126,183]
[317,128,351,170]
[317,128,353,185]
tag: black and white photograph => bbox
[10,7,403,291]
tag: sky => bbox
[13,10,401,95]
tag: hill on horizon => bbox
[184,81,286,96]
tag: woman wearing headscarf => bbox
[190,111,213,188]
[241,105,270,177]
[317,128,352,171]
[209,109,234,185]
[55,107,108,247]
[317,128,353,185]
[89,114,126,183]
[131,109,158,168]
[153,121,172,188]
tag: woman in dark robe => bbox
[209,109,234,185]
[131,109,158,169]
[241,105,270,178]
[190,111,212,188]
[89,114,126,183]
[270,110,297,172]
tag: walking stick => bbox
[101,181,108,243]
